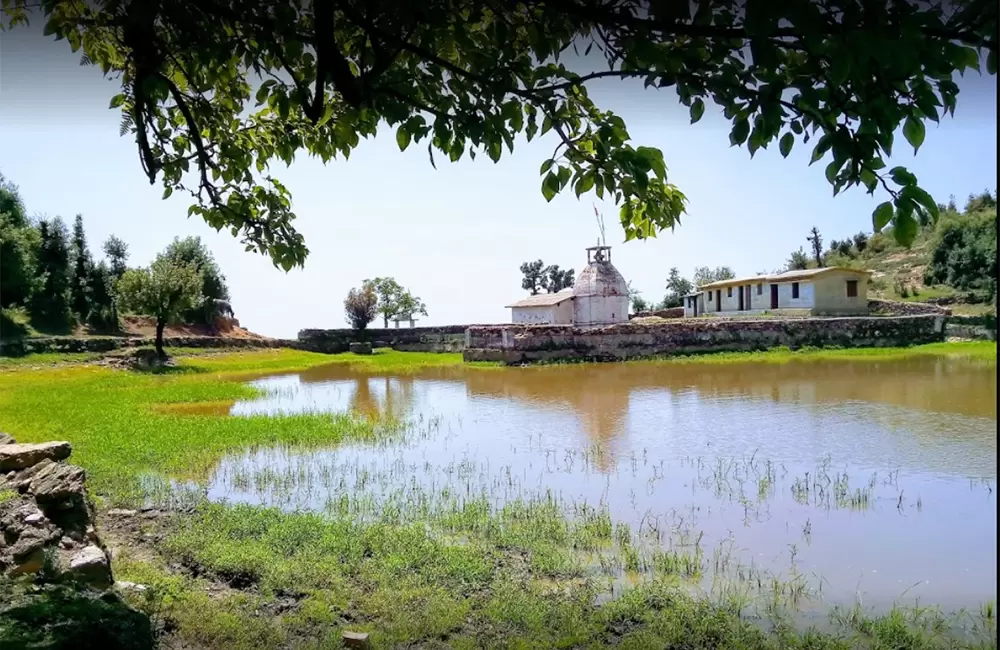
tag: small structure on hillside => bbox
[685,267,872,317]
[507,246,630,327]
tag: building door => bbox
[716,290,722,312]
[746,285,751,310]
[738,285,744,311]
[770,284,779,309]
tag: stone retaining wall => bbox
[296,325,491,354]
[463,315,948,364]
[945,314,997,341]
[629,308,685,320]
[867,298,951,317]
[0,336,298,357]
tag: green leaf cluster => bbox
[5,0,995,267]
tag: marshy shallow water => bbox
[207,356,997,619]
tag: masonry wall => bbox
[0,336,299,357]
[463,315,948,364]
[297,325,483,353]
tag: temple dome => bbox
[572,246,630,327]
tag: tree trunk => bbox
[155,318,166,359]
[383,314,389,328]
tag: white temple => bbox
[506,246,630,327]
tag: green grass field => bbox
[0,346,996,650]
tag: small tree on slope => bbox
[116,257,203,358]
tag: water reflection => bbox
[215,356,997,614]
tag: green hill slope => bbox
[811,196,997,316]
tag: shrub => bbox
[924,208,997,296]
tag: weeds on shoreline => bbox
[0,347,995,649]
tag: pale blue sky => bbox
[1,23,996,338]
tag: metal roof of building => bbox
[697,267,871,290]
[767,267,872,282]
[506,291,575,308]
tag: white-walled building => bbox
[506,291,575,325]
[684,267,872,317]
[508,245,630,327]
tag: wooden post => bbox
[342,631,371,649]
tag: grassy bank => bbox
[0,349,466,501]
[0,347,996,649]
[646,341,997,365]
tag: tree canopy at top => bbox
[3,0,996,269]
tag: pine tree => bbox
[29,218,74,332]
[70,214,93,320]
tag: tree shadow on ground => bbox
[0,582,156,650]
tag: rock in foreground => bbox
[0,440,112,588]
[0,441,72,471]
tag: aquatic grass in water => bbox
[0,346,996,649]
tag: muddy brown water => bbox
[207,357,997,617]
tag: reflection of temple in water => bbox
[463,366,636,471]
[289,357,996,476]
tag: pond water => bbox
[207,357,997,617]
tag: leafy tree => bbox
[965,190,998,214]
[0,174,40,308]
[787,248,809,271]
[852,232,869,253]
[924,208,997,300]
[116,257,203,357]
[520,260,548,295]
[631,295,651,314]
[69,214,94,320]
[806,227,823,266]
[101,235,129,326]
[28,218,74,332]
[834,239,854,257]
[395,291,429,324]
[161,236,230,323]
[662,267,694,308]
[85,261,118,332]
[692,266,735,288]
[544,265,575,293]
[6,1,994,269]
[344,281,378,331]
[368,277,405,328]
[102,235,129,281]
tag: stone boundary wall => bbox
[296,325,494,354]
[463,315,948,364]
[629,307,685,320]
[945,314,997,341]
[867,298,951,317]
[0,336,298,357]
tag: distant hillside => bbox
[824,200,997,313]
[787,194,997,316]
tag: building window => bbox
[757,283,763,295]
[707,292,712,302]
[727,287,733,298]
[846,279,858,298]
[792,282,800,299]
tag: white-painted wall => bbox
[683,294,706,317]
[511,300,574,324]
[773,281,816,309]
[573,295,630,326]
[702,281,772,313]
[700,281,815,313]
